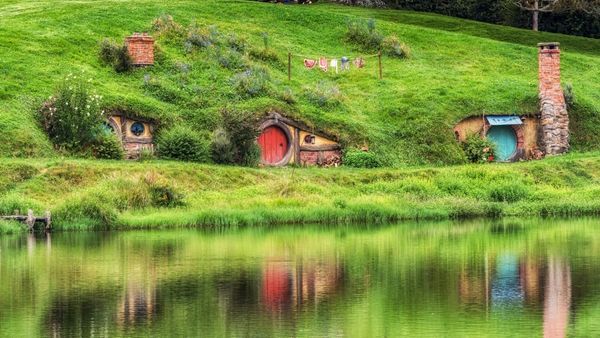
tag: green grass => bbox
[2,153,600,230]
[0,0,599,164]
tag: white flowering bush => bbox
[40,74,105,151]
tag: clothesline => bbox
[289,52,380,59]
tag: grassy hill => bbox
[1,0,599,165]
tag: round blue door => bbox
[487,126,517,162]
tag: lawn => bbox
[0,0,599,165]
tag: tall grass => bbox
[2,154,600,231]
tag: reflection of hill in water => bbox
[1,218,599,337]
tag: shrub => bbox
[231,66,271,97]
[142,172,184,207]
[563,83,575,109]
[382,35,411,59]
[304,81,342,108]
[152,14,184,39]
[249,47,280,64]
[345,18,384,51]
[489,183,529,203]
[157,125,211,162]
[217,48,247,70]
[113,46,133,73]
[139,147,156,161]
[211,127,235,164]
[185,23,221,52]
[40,75,105,151]
[226,33,247,53]
[462,134,496,163]
[98,39,132,73]
[91,134,124,160]
[343,148,382,168]
[280,87,296,104]
[99,38,119,64]
[211,109,260,166]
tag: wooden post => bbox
[378,50,383,80]
[26,209,35,231]
[288,52,292,81]
[44,210,52,231]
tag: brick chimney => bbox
[538,42,569,155]
[125,33,155,66]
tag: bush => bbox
[157,125,211,162]
[280,87,296,104]
[382,35,411,58]
[489,183,529,203]
[98,39,132,73]
[345,18,384,51]
[343,148,382,168]
[185,23,221,52]
[152,14,184,39]
[226,33,247,53]
[304,81,342,108]
[142,172,184,207]
[99,38,119,64]
[462,134,496,163]
[217,48,247,70]
[40,75,105,151]
[211,109,260,166]
[563,83,575,109]
[91,134,124,160]
[231,66,271,97]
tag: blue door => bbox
[487,126,517,162]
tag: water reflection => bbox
[1,220,599,337]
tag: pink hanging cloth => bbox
[319,57,328,72]
[304,59,317,69]
[353,57,365,69]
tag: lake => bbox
[1,218,599,337]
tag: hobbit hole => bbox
[257,113,341,167]
[105,114,155,159]
[258,126,291,165]
[454,42,569,162]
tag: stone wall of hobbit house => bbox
[106,114,155,159]
[125,33,155,66]
[538,42,569,156]
[257,113,342,167]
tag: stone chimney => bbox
[538,42,569,155]
[125,33,155,66]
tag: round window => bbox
[131,122,145,136]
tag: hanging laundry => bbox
[340,57,350,71]
[319,57,328,72]
[304,59,317,69]
[330,58,339,73]
[353,57,365,69]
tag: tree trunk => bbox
[532,0,539,31]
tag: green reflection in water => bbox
[1,218,600,337]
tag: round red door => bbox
[257,126,289,164]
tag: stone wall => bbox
[300,150,342,167]
[125,33,155,66]
[538,42,569,155]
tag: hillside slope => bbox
[0,0,599,165]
